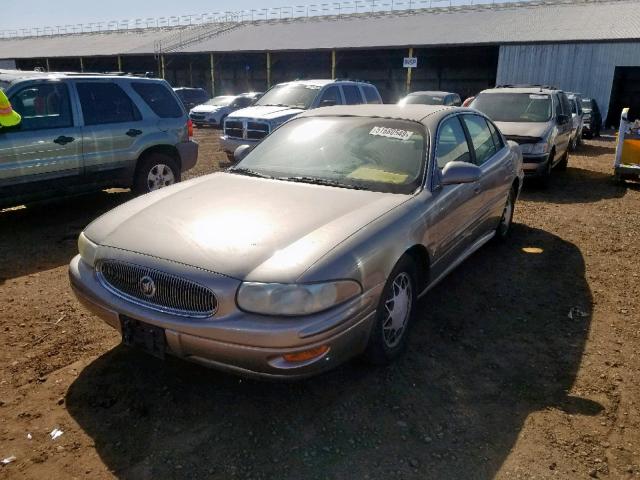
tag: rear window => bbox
[133,82,183,118]
[362,85,382,104]
[77,82,141,126]
[342,85,364,105]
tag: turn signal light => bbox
[283,345,329,363]
[187,119,194,139]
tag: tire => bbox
[495,187,516,242]
[556,150,568,171]
[225,152,235,163]
[538,153,554,187]
[569,135,578,152]
[133,153,181,195]
[364,256,418,365]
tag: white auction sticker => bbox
[529,94,549,99]
[369,126,413,141]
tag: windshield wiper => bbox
[229,168,274,179]
[277,176,366,190]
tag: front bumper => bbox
[69,255,379,379]
[176,140,199,172]
[220,135,260,154]
[522,153,550,177]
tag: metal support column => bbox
[117,55,123,72]
[79,57,84,72]
[210,53,215,96]
[266,52,272,88]
[161,54,166,79]
[331,50,337,79]
[406,47,413,93]
[45,58,50,72]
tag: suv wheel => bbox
[556,150,569,171]
[495,187,516,242]
[364,256,417,365]
[134,153,180,194]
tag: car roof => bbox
[275,79,372,88]
[0,69,165,85]
[479,86,561,95]
[407,91,455,97]
[297,104,473,124]
[173,87,207,91]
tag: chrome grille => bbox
[190,113,206,121]
[225,120,244,139]
[97,260,217,318]
[504,135,542,145]
[246,121,269,140]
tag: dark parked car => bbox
[581,97,602,138]
[398,91,461,106]
[173,87,210,111]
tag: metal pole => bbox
[331,49,336,79]
[189,60,193,87]
[267,52,272,88]
[406,47,413,93]
[210,53,215,96]
[161,54,166,79]
[79,57,84,72]
[45,58,50,72]
[117,55,123,72]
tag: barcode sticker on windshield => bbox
[369,126,413,141]
[529,94,549,99]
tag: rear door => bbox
[74,80,147,182]
[1,80,82,194]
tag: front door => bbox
[0,81,82,196]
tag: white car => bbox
[189,92,262,128]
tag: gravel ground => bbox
[0,129,638,479]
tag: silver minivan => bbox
[471,85,573,185]
[0,71,198,208]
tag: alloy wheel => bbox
[382,272,413,348]
[147,164,176,191]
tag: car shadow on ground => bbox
[66,224,597,480]
[0,190,134,284]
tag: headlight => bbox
[519,142,550,155]
[78,232,98,268]
[237,281,362,316]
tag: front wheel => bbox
[364,257,417,365]
[134,153,180,194]
[556,150,568,171]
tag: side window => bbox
[362,85,382,104]
[10,83,73,131]
[554,94,563,118]
[318,86,342,106]
[342,85,364,105]
[435,116,471,169]
[132,82,183,118]
[561,94,572,118]
[486,119,505,151]
[452,94,461,106]
[461,115,497,166]
[77,82,141,125]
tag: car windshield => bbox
[230,117,427,194]
[472,93,552,122]
[255,84,321,109]
[205,96,234,106]
[581,99,592,111]
[399,94,445,105]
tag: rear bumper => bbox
[177,140,199,172]
[220,135,260,154]
[69,255,378,380]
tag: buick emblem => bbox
[139,275,156,298]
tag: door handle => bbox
[53,135,75,145]
[126,129,143,137]
[473,185,482,195]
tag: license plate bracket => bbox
[121,316,166,359]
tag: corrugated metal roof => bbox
[0,0,638,59]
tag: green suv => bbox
[0,71,198,208]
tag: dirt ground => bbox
[0,128,639,480]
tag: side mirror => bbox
[320,99,336,107]
[233,144,253,163]
[441,161,481,186]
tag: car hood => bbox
[191,105,224,113]
[494,121,552,139]
[84,173,409,283]
[227,105,306,121]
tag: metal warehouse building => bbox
[1,0,638,126]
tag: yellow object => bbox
[522,247,544,254]
[0,90,21,128]
[621,137,640,166]
[347,166,409,184]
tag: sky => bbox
[4,0,524,33]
